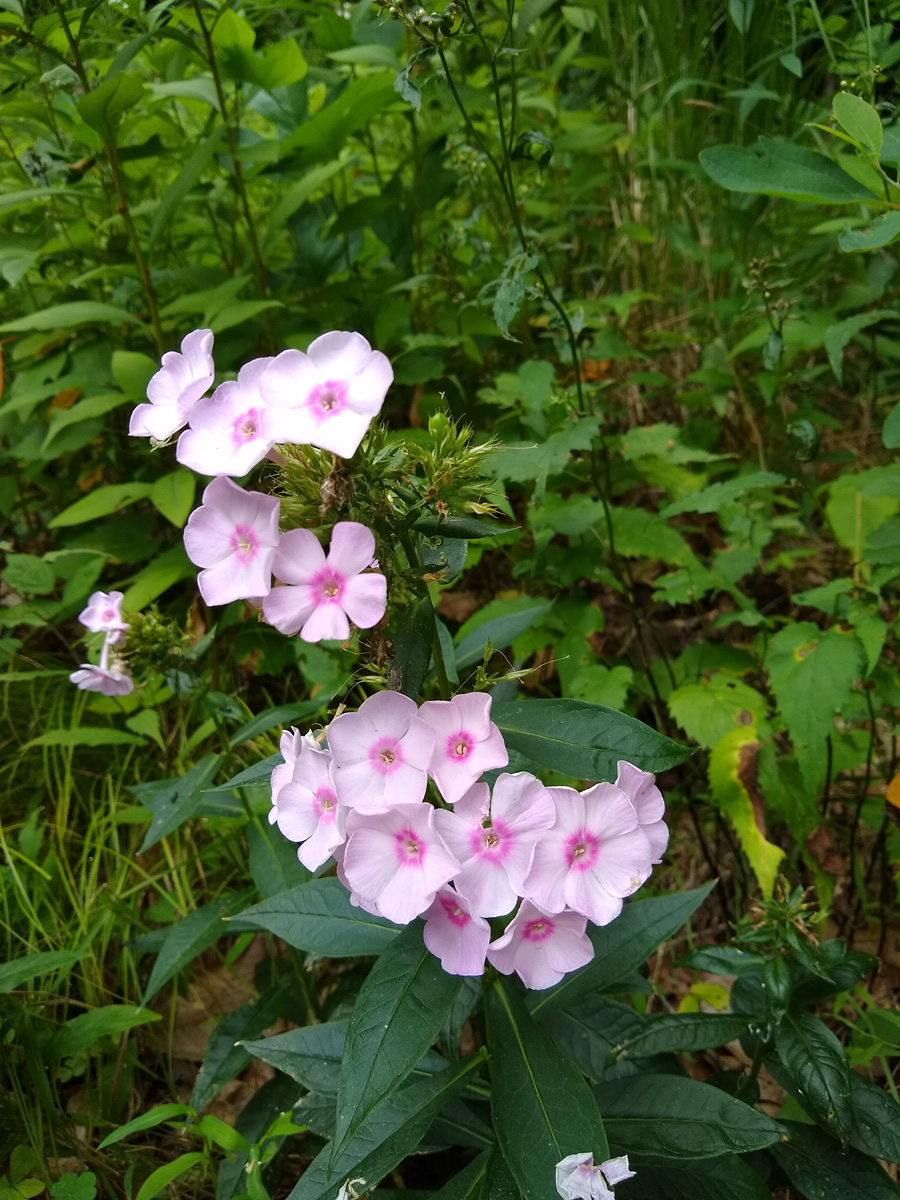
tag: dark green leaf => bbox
[46,1005,160,1059]
[493,698,692,781]
[490,980,607,1200]
[203,752,281,795]
[135,754,222,852]
[231,701,322,747]
[455,600,553,671]
[479,1147,521,1200]
[530,884,716,1015]
[0,948,86,994]
[390,597,435,698]
[142,891,253,1005]
[541,995,640,1079]
[149,129,224,245]
[247,818,310,900]
[594,1074,784,1158]
[412,514,508,540]
[774,1014,852,1139]
[884,399,900,449]
[772,1121,900,1199]
[242,1021,347,1093]
[433,1152,489,1200]
[620,1155,770,1200]
[839,211,900,253]
[611,1012,753,1060]
[284,1054,487,1200]
[333,922,461,1158]
[700,138,874,204]
[675,945,764,976]
[846,1072,900,1163]
[229,878,400,956]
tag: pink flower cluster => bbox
[69,590,134,697]
[133,329,392,642]
[270,691,668,990]
[130,328,392,466]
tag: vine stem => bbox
[52,0,164,353]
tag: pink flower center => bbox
[102,609,117,622]
[565,829,600,871]
[522,916,555,943]
[369,737,403,775]
[230,523,258,562]
[232,406,262,447]
[394,827,426,867]
[315,787,337,820]
[439,894,470,929]
[446,730,473,760]
[307,380,348,423]
[312,568,345,604]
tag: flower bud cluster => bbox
[269,691,669,990]
[69,591,134,696]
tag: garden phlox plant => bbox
[69,590,133,696]
[555,1153,636,1200]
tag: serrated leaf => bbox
[594,1074,784,1158]
[332,923,461,1161]
[774,1012,852,1139]
[660,471,785,517]
[229,877,400,956]
[765,622,865,794]
[490,981,607,1200]
[530,884,715,1015]
[708,726,783,896]
[700,138,874,204]
[493,698,692,782]
[2,554,55,596]
[668,675,768,748]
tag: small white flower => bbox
[555,1153,635,1200]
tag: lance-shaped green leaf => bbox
[228,878,400,956]
[492,698,691,781]
[610,1011,752,1061]
[45,1005,160,1059]
[133,754,222,852]
[141,890,253,1005]
[699,138,875,204]
[242,1021,347,1093]
[708,726,783,897]
[390,597,435,697]
[540,995,641,1079]
[432,1151,489,1200]
[774,1013,852,1140]
[285,1053,486,1200]
[149,128,224,245]
[479,1147,522,1200]
[839,211,900,253]
[615,1155,770,1200]
[332,922,461,1161]
[77,71,145,142]
[529,884,715,1015]
[772,1121,900,1199]
[490,980,608,1200]
[833,92,883,154]
[594,1075,785,1158]
[0,948,86,994]
[846,1072,900,1163]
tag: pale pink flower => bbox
[556,1153,635,1200]
[434,774,555,917]
[327,691,436,813]
[183,477,280,606]
[176,357,277,477]
[487,900,594,990]
[69,634,133,697]
[422,887,491,976]
[130,328,214,440]
[342,803,461,925]
[525,785,653,927]
[78,590,128,643]
[263,522,386,644]
[274,743,347,871]
[418,692,509,804]
[258,331,393,458]
[269,729,320,823]
[614,761,668,864]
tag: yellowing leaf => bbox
[708,726,783,897]
[886,772,900,810]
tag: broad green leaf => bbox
[594,1074,784,1158]
[0,302,146,334]
[49,482,154,528]
[141,890,253,1005]
[455,598,553,670]
[242,1021,348,1093]
[0,948,86,994]
[247,818,311,899]
[149,470,195,528]
[676,945,764,976]
[884,399,900,448]
[285,1054,486,1200]
[492,253,539,341]
[333,922,462,1159]
[833,92,883,154]
[772,1121,900,1199]
[609,1011,752,1060]
[121,545,194,612]
[190,979,291,1113]
[486,417,602,493]
[391,597,435,698]
[45,1005,160,1059]
[610,506,696,566]
[774,1013,852,1139]
[840,211,900,253]
[134,1153,205,1200]
[134,754,222,852]
[530,884,715,1015]
[479,1147,522,1200]
[490,981,607,1200]
[111,350,157,395]
[619,1156,770,1200]
[847,1072,900,1163]
[826,470,900,555]
[229,877,400,956]
[708,726,783,896]
[2,554,55,596]
[660,471,785,517]
[149,128,224,246]
[824,310,899,382]
[97,1103,194,1149]
[700,138,874,203]
[209,299,284,334]
[765,622,865,794]
[492,698,692,781]
[667,675,768,748]
[540,994,641,1080]
[26,728,145,750]
[42,393,131,453]
[76,71,145,142]
[0,232,42,286]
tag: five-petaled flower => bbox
[69,631,133,697]
[176,356,278,478]
[78,590,129,642]
[183,476,281,606]
[487,899,594,990]
[263,522,386,643]
[130,328,215,441]
[419,692,509,804]
[422,886,491,976]
[272,738,347,871]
